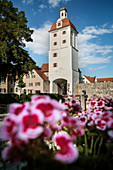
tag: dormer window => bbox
[58,23,61,26]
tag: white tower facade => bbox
[49,5,79,97]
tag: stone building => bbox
[14,69,50,95]
[49,4,79,96]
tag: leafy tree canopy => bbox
[18,76,26,89]
[0,0,37,79]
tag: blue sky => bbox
[11,0,113,78]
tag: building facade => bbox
[14,69,50,95]
[82,75,96,83]
[49,4,79,96]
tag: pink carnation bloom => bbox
[2,115,18,140]
[17,110,44,141]
[79,116,87,127]
[69,117,78,128]
[32,96,66,124]
[42,126,52,139]
[70,99,76,106]
[71,128,84,139]
[31,95,50,102]
[53,132,78,164]
[2,145,23,163]
[102,111,112,122]
[89,101,97,108]
[9,102,30,117]
[95,119,106,131]
[96,100,105,108]
[107,119,113,129]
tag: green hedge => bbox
[0,94,19,104]
[0,93,65,104]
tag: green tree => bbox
[0,0,36,79]
[18,76,26,95]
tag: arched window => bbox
[62,12,63,16]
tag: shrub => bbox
[0,94,19,104]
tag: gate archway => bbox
[53,78,67,95]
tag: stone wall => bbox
[76,82,113,99]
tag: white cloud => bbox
[25,22,52,55]
[24,22,113,69]
[39,4,47,9]
[78,25,113,67]
[82,26,113,35]
[48,0,70,8]
[22,0,33,4]
[89,65,107,71]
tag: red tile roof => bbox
[41,63,49,72]
[97,78,113,82]
[35,69,48,81]
[83,75,96,83]
[49,18,78,33]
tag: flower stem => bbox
[93,136,100,158]
[84,132,88,156]
[89,135,94,154]
[97,137,103,156]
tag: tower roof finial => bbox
[63,1,64,8]
[60,1,67,12]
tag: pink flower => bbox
[79,116,87,127]
[18,110,44,140]
[71,128,84,139]
[42,126,52,139]
[9,102,29,116]
[70,99,76,106]
[53,132,78,164]
[32,96,66,124]
[94,110,103,117]
[102,111,112,122]
[69,117,78,128]
[31,95,50,102]
[2,145,23,162]
[95,119,106,131]
[89,101,97,108]
[96,100,105,108]
[2,115,17,140]
[107,119,113,129]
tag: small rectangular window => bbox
[35,82,40,86]
[10,88,13,92]
[26,75,30,79]
[1,78,6,83]
[62,31,66,34]
[54,42,57,46]
[32,75,35,78]
[53,63,57,67]
[53,53,57,57]
[62,40,66,44]
[53,33,57,37]
[16,88,18,92]
[29,83,33,87]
